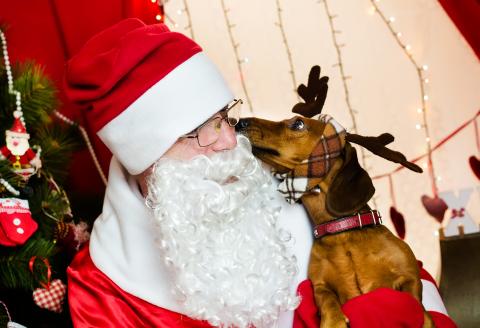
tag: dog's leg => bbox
[314,285,349,328]
[396,277,436,328]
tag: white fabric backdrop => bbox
[164,0,480,279]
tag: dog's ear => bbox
[292,65,329,118]
[346,133,423,173]
[326,143,375,216]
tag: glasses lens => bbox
[225,99,242,126]
[197,117,222,146]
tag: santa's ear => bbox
[326,144,375,216]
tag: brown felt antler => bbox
[292,66,329,118]
[346,133,423,173]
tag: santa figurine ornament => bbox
[0,110,42,180]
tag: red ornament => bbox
[0,198,38,246]
[0,113,42,180]
[32,279,67,313]
[468,156,480,180]
[421,195,448,223]
[389,206,406,239]
[29,257,66,313]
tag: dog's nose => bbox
[235,118,249,132]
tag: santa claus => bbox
[64,19,456,327]
[0,113,41,173]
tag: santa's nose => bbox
[13,141,18,146]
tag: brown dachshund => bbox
[236,66,434,328]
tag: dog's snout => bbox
[235,118,249,132]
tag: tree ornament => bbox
[54,221,90,256]
[29,257,66,313]
[0,300,27,328]
[421,195,448,223]
[0,115,42,180]
[0,29,42,182]
[0,198,38,246]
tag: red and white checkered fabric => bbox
[32,279,66,313]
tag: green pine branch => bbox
[0,237,56,290]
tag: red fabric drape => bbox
[437,0,480,60]
[0,1,162,195]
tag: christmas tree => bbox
[0,29,83,326]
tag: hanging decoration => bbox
[468,116,480,179]
[368,0,447,221]
[29,257,66,313]
[373,110,480,224]
[387,175,405,239]
[0,31,42,182]
[220,0,254,114]
[0,198,38,247]
[0,300,27,328]
[440,188,479,237]
[274,0,300,102]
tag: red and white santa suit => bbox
[64,18,456,328]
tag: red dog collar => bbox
[313,210,382,239]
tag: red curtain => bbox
[437,0,480,60]
[0,0,162,197]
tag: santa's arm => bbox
[293,262,457,328]
[0,146,10,160]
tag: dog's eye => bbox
[290,119,305,131]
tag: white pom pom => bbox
[13,110,22,118]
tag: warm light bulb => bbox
[151,0,156,3]
[389,16,395,23]
[396,32,402,37]
[422,162,428,169]
[155,14,162,21]
[174,23,179,28]
[424,95,429,101]
[417,108,423,113]
[177,9,183,15]
[422,65,429,71]
[426,137,430,142]
[415,124,422,130]
[437,176,442,181]
[424,78,429,84]
[405,44,412,51]
[243,57,250,63]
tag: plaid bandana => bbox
[276,114,346,204]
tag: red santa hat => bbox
[64,18,234,175]
[6,117,30,139]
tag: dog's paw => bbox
[320,316,349,328]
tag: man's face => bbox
[162,110,238,160]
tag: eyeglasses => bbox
[181,99,243,147]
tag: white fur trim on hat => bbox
[98,52,234,175]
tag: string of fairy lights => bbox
[319,0,371,186]
[368,0,439,197]
[274,0,300,102]
[219,0,254,114]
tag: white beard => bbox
[6,135,30,156]
[146,136,300,328]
